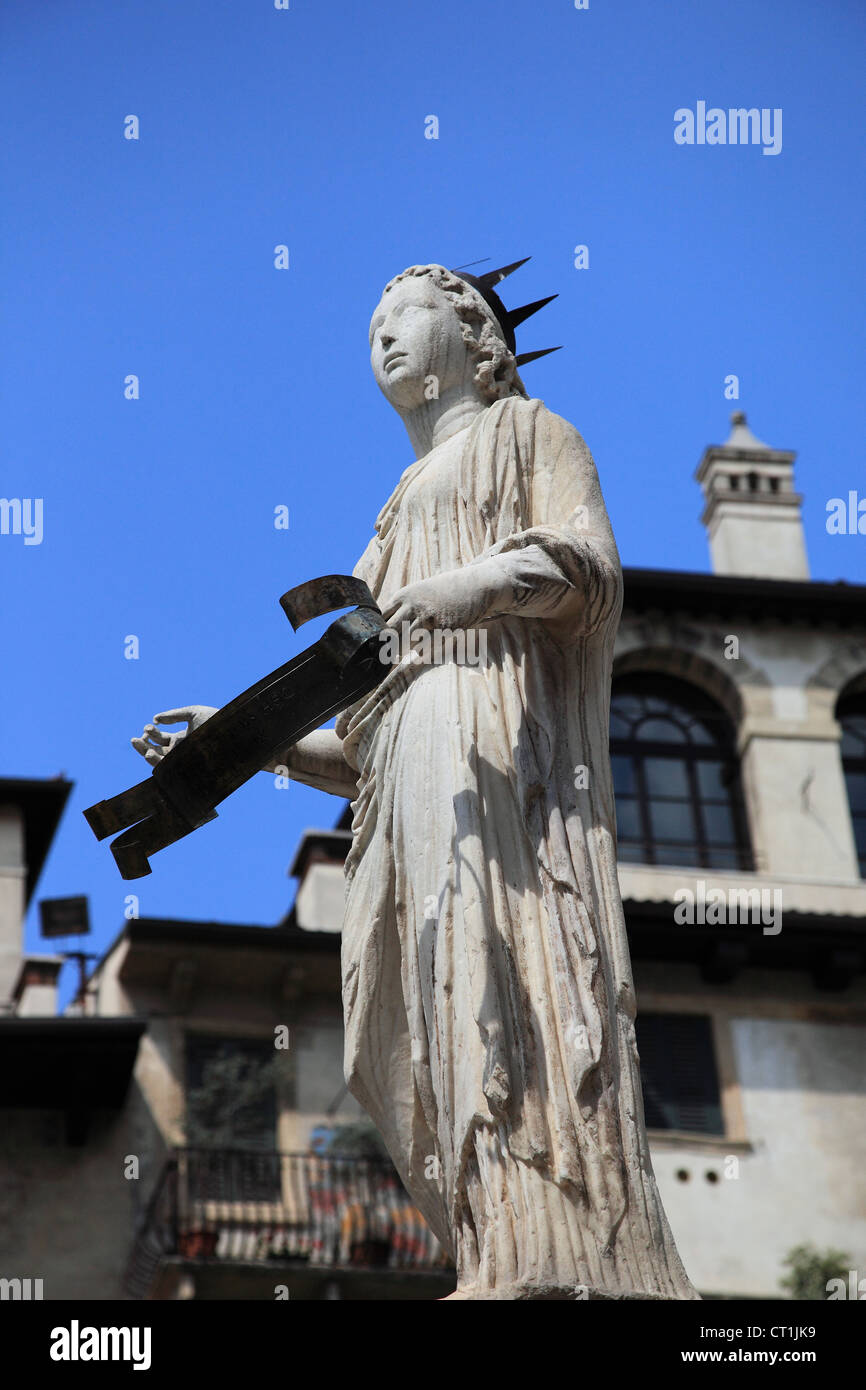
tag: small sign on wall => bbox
[39,895,90,938]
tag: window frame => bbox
[634,1010,724,1138]
[610,674,752,872]
[837,691,866,878]
[634,1005,749,1150]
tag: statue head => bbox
[369,264,528,412]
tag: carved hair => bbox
[381,264,528,402]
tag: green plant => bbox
[323,1120,390,1159]
[183,1045,291,1150]
[780,1243,851,1301]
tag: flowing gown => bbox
[334,395,698,1298]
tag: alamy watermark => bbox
[0,497,43,545]
[0,1276,43,1299]
[826,492,866,535]
[826,1270,866,1300]
[674,103,782,156]
[378,622,487,668]
[674,880,782,936]
[50,1321,151,1370]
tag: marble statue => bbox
[134,261,698,1301]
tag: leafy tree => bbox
[323,1120,390,1159]
[780,1243,851,1301]
[183,1042,291,1150]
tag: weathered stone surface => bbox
[334,266,699,1300]
[133,263,699,1300]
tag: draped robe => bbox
[334,395,698,1298]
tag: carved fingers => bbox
[381,569,499,631]
[154,705,218,732]
[131,706,219,765]
[131,723,176,766]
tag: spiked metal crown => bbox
[449,257,562,367]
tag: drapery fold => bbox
[334,396,697,1297]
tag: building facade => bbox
[1,412,864,1300]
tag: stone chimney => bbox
[0,777,72,1013]
[0,805,27,1008]
[695,412,809,579]
[13,956,63,1016]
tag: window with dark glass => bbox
[610,674,751,870]
[838,691,866,876]
[185,1035,281,1201]
[635,1013,723,1136]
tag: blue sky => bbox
[2,0,864,1008]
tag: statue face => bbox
[369,274,475,410]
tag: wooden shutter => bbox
[635,1013,723,1136]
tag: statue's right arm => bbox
[133,711,357,800]
[264,728,358,799]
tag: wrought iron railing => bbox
[124,1147,449,1297]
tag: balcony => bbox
[125,1148,455,1300]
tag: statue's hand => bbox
[131,706,219,767]
[382,567,495,632]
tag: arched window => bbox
[837,690,866,876]
[610,673,751,870]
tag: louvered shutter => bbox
[635,1013,723,1136]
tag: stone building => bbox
[1,412,864,1300]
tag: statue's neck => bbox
[401,389,487,461]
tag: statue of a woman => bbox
[135,262,698,1300]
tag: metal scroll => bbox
[83,576,386,879]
